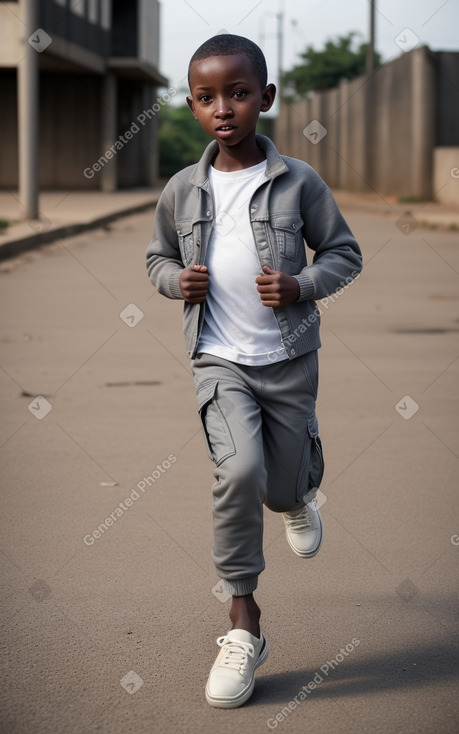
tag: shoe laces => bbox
[286,503,314,532]
[216,636,255,675]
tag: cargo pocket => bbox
[296,413,325,502]
[196,379,236,466]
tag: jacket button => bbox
[206,210,211,217]
[291,348,296,356]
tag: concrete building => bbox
[0,0,168,218]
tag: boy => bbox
[146,34,362,709]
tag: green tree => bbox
[158,102,275,177]
[283,32,381,98]
[158,104,210,178]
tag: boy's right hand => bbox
[179,264,209,303]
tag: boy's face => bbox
[187,53,275,148]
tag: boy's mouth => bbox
[216,125,236,131]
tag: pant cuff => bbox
[223,575,258,597]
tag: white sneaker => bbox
[283,499,323,558]
[205,628,269,708]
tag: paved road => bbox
[1,206,458,733]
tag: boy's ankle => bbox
[230,619,261,638]
[229,595,261,638]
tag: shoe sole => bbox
[285,513,323,558]
[205,635,269,709]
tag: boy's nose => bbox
[215,97,233,117]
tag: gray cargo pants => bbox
[190,350,324,597]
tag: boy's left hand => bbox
[255,266,300,307]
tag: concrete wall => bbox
[0,72,102,189]
[0,4,23,66]
[434,148,459,207]
[276,46,438,200]
[139,0,160,68]
[41,74,102,189]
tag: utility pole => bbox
[19,0,39,220]
[366,0,376,75]
[277,5,284,98]
[259,1,284,98]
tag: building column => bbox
[18,0,39,219]
[411,47,435,199]
[100,72,117,192]
[142,83,159,187]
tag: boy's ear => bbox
[186,95,198,119]
[261,83,276,113]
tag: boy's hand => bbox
[256,266,300,307]
[179,264,209,303]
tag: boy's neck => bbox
[212,136,265,172]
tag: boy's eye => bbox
[233,89,247,99]
[199,94,212,103]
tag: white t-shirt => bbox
[197,160,287,365]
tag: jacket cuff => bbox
[294,270,316,301]
[169,270,183,299]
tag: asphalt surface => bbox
[0,205,458,734]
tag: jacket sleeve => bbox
[146,182,184,300]
[294,183,363,302]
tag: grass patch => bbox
[398,195,429,204]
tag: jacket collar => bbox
[189,134,289,188]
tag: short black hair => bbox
[188,34,268,90]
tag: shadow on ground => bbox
[247,639,459,707]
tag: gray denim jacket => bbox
[146,135,362,360]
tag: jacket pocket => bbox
[196,379,236,466]
[175,220,194,266]
[296,412,324,502]
[271,214,304,261]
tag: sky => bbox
[159,0,459,105]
